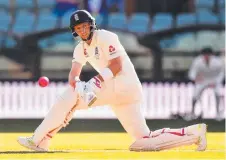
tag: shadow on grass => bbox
[0,151,68,154]
[0,149,128,154]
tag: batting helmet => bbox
[69,10,96,40]
[201,47,213,55]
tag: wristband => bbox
[100,68,114,81]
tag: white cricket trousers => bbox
[193,82,222,100]
[33,78,150,148]
[75,78,151,140]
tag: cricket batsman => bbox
[185,47,225,120]
[17,10,207,152]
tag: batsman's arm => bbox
[68,61,83,88]
[85,56,122,96]
[96,56,122,82]
[95,31,123,82]
[86,32,123,93]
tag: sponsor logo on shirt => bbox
[95,47,99,59]
[109,45,116,55]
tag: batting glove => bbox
[75,79,99,107]
[86,76,102,94]
[75,81,86,96]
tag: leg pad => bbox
[130,133,198,151]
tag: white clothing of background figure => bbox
[188,48,225,120]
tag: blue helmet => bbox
[69,10,96,40]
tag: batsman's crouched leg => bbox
[17,83,113,151]
[129,134,198,151]
[20,86,88,151]
[129,123,207,152]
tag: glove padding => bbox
[86,76,102,94]
[76,81,86,96]
[75,80,98,107]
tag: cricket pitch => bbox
[0,133,225,160]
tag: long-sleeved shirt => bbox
[188,55,225,84]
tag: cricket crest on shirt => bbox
[74,14,79,21]
[95,47,100,59]
[84,48,89,57]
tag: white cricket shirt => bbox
[188,55,225,84]
[72,29,142,95]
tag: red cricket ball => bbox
[38,76,49,87]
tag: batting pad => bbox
[32,86,79,146]
[129,133,198,151]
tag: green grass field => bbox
[0,133,225,160]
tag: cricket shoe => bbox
[17,136,48,152]
[186,123,207,151]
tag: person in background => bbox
[124,0,134,19]
[186,47,225,121]
[85,0,124,28]
[53,0,80,18]
[85,0,108,27]
[107,0,124,13]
